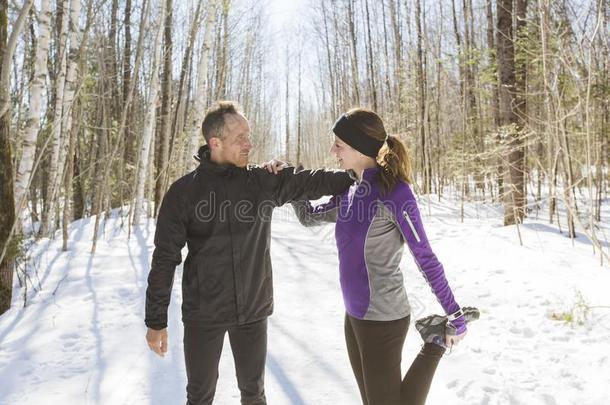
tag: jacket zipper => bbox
[402,210,421,243]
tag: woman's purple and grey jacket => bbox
[293,166,466,334]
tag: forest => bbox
[0,0,608,314]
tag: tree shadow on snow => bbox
[522,222,609,249]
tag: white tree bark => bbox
[186,0,218,172]
[14,0,51,218]
[40,0,69,236]
[133,0,165,224]
[59,0,82,180]
[41,0,82,236]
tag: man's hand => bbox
[146,327,168,357]
[262,158,288,174]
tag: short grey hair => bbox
[201,101,242,143]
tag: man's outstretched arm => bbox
[254,162,352,207]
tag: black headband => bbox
[332,114,386,158]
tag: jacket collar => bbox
[348,165,380,183]
[361,165,381,182]
[195,144,249,176]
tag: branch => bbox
[0,0,34,118]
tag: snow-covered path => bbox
[1,196,609,405]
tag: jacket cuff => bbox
[448,316,466,335]
[145,320,167,330]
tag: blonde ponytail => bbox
[378,135,413,194]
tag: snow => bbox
[1,195,609,405]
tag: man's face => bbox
[213,113,253,167]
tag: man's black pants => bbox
[183,318,267,405]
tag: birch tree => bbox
[0,0,35,313]
[168,0,203,179]
[186,0,218,172]
[153,0,173,216]
[133,0,166,224]
[0,0,14,314]
[15,0,51,218]
[40,0,69,236]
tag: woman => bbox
[268,108,478,405]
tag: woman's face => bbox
[330,136,362,170]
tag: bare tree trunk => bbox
[113,0,132,210]
[213,0,230,101]
[330,4,348,111]
[120,0,132,171]
[108,0,119,120]
[451,0,470,200]
[0,0,12,312]
[285,45,290,162]
[168,0,202,179]
[538,0,556,225]
[0,0,33,117]
[389,0,404,130]
[585,0,604,239]
[40,0,69,236]
[347,0,360,104]
[380,0,392,117]
[486,0,500,127]
[451,0,464,102]
[40,0,83,237]
[515,0,529,207]
[595,0,608,222]
[514,0,528,128]
[486,0,503,199]
[62,102,78,251]
[72,127,84,220]
[558,102,577,238]
[364,0,377,111]
[133,0,165,225]
[539,1,576,237]
[58,0,82,196]
[154,0,172,217]
[91,69,108,218]
[15,0,50,220]
[321,1,336,118]
[146,141,155,219]
[296,50,302,165]
[434,1,444,196]
[186,0,217,172]
[463,0,483,194]
[415,0,431,193]
[12,13,31,181]
[497,0,525,225]
[122,0,132,108]
[0,0,32,314]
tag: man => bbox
[145,101,352,405]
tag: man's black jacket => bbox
[145,148,352,330]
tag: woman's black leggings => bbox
[344,313,446,405]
